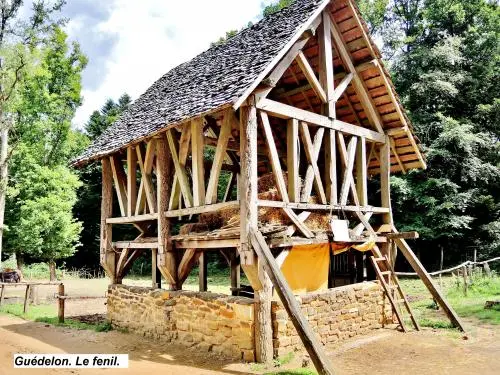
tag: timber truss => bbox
[97,0,464,370]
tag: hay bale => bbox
[200,206,240,230]
[179,223,209,235]
[258,172,287,193]
[304,213,331,232]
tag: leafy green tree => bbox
[366,0,500,266]
[262,0,294,16]
[9,165,81,280]
[4,24,87,275]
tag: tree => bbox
[9,165,81,280]
[3,23,87,275]
[365,0,500,266]
[0,0,68,267]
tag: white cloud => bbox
[68,0,275,129]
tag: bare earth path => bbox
[1,314,499,375]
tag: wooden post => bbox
[198,252,207,292]
[395,238,466,332]
[240,99,273,362]
[152,248,161,288]
[0,284,4,306]
[58,283,65,323]
[100,158,117,283]
[156,136,178,289]
[251,230,335,375]
[462,266,468,296]
[254,266,273,364]
[230,250,240,296]
[23,284,30,313]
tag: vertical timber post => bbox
[380,136,394,264]
[198,252,207,292]
[100,158,117,283]
[240,98,273,363]
[58,283,65,323]
[152,248,161,288]
[156,136,178,290]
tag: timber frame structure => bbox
[75,0,465,372]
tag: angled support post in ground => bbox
[250,229,336,375]
[394,238,466,332]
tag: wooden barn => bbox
[74,0,464,372]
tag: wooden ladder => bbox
[370,256,420,332]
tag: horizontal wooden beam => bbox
[256,99,385,143]
[114,240,159,249]
[385,231,419,240]
[165,200,239,218]
[106,213,157,224]
[257,200,389,213]
[174,238,240,249]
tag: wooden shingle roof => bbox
[74,0,425,174]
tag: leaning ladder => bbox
[370,255,420,332]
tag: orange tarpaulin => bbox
[280,239,376,294]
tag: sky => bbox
[58,0,276,130]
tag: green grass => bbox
[264,370,317,375]
[400,275,500,327]
[0,303,112,332]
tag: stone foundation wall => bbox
[107,285,255,361]
[271,282,390,357]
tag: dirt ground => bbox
[1,313,499,375]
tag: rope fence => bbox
[395,256,500,277]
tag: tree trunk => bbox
[16,252,24,280]
[49,260,56,281]
[0,127,8,270]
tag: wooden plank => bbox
[339,136,358,205]
[114,241,159,249]
[337,133,360,206]
[356,137,368,206]
[222,172,237,202]
[395,238,466,332]
[110,155,128,217]
[166,130,193,208]
[250,229,335,375]
[353,212,373,235]
[287,119,300,202]
[156,136,177,287]
[260,111,289,202]
[285,211,311,236]
[126,147,137,217]
[174,238,240,249]
[264,38,310,88]
[300,125,325,203]
[385,231,419,240]
[106,213,157,224]
[257,98,386,143]
[191,118,205,206]
[206,112,233,204]
[135,142,157,214]
[325,130,337,204]
[166,200,239,218]
[332,73,354,103]
[299,123,327,204]
[296,51,327,104]
[283,208,314,238]
[258,199,389,213]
